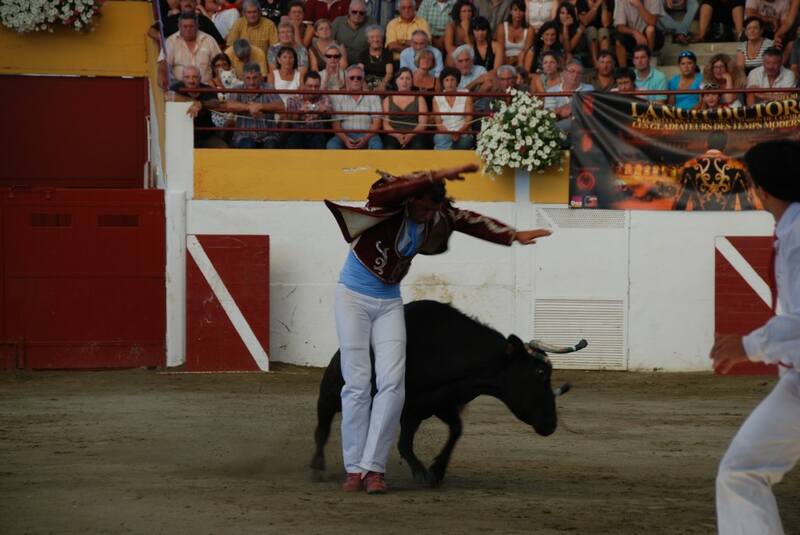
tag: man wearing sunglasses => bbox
[332,0,377,62]
[327,65,384,149]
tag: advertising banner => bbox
[569,92,800,210]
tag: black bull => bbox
[311,300,586,486]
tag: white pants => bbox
[334,284,406,475]
[716,369,800,535]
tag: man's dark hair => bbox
[744,140,800,202]
[708,131,727,152]
[597,49,616,63]
[763,46,783,59]
[632,44,651,58]
[613,67,635,82]
[178,11,198,24]
[304,70,321,83]
[288,0,305,10]
[439,66,462,84]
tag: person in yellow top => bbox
[226,0,278,54]
[385,0,432,60]
[225,38,268,79]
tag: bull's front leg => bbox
[397,415,428,483]
[428,405,463,487]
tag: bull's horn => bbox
[553,382,571,396]
[528,339,588,354]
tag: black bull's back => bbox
[311,300,563,485]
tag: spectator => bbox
[704,53,744,104]
[158,0,225,45]
[659,0,700,44]
[328,65,384,149]
[632,44,667,101]
[268,22,310,76]
[158,12,222,89]
[308,19,349,72]
[668,50,703,108]
[413,48,441,98]
[362,0,396,27]
[258,0,289,27]
[471,16,504,71]
[530,50,563,92]
[386,0,433,62]
[200,0,240,41]
[283,71,334,148]
[320,44,347,89]
[746,46,797,105]
[745,0,795,40]
[475,0,513,33]
[305,0,349,27]
[417,0,458,50]
[382,68,431,149]
[452,44,492,91]
[737,17,776,75]
[210,52,233,89]
[226,38,268,79]
[284,0,315,47]
[226,0,279,53]
[222,62,285,148]
[544,58,594,129]
[555,2,591,66]
[433,67,475,149]
[171,65,229,148]
[482,64,518,110]
[588,48,617,90]
[269,46,301,104]
[613,0,665,66]
[332,0,377,62]
[400,30,445,76]
[496,0,535,67]
[515,64,532,88]
[574,0,612,66]
[445,0,477,65]
[524,21,565,72]
[695,81,729,109]
[611,65,638,92]
[527,0,560,29]
[359,25,395,90]
[696,0,744,41]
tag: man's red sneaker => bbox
[365,471,388,494]
[342,473,364,492]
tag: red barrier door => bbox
[1,188,166,369]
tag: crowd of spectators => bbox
[154,0,800,149]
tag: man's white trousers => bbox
[334,284,406,475]
[717,369,800,534]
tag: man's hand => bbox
[710,334,750,374]
[187,101,202,118]
[431,164,479,182]
[633,30,648,45]
[514,228,552,245]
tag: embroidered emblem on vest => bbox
[374,241,389,275]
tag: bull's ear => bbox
[506,334,525,354]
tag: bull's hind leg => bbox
[398,415,428,483]
[310,394,340,481]
[428,406,463,487]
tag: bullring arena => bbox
[1,1,798,533]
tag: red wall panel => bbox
[1,188,165,369]
[0,75,147,189]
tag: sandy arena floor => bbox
[1,365,798,534]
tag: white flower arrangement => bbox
[0,0,104,33]
[476,88,566,176]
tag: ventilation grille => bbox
[98,214,139,227]
[537,208,626,229]
[30,213,71,227]
[534,298,626,370]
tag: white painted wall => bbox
[185,201,774,370]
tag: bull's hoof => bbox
[310,468,326,482]
[427,463,446,487]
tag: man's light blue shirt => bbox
[399,46,444,77]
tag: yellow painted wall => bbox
[0,2,152,77]
[530,151,570,204]
[195,149,569,202]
